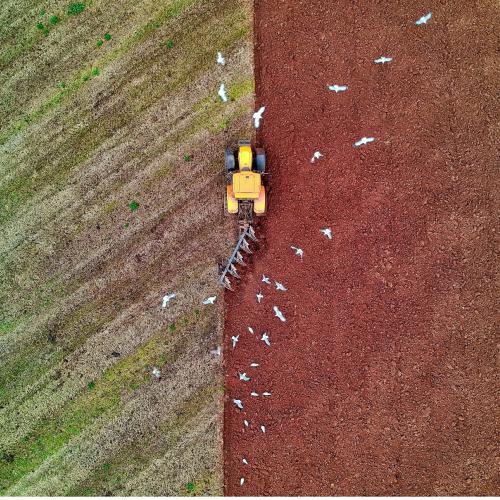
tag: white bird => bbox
[233,399,243,410]
[248,327,254,335]
[416,12,432,25]
[244,419,249,427]
[218,83,228,102]
[273,305,286,322]
[216,51,225,65]
[151,367,161,379]
[262,391,272,396]
[260,425,266,433]
[253,106,265,128]
[310,150,323,163]
[210,346,221,356]
[374,56,392,64]
[262,274,271,284]
[291,246,304,259]
[231,335,239,348]
[261,332,271,346]
[203,295,217,305]
[250,391,259,397]
[239,372,251,382]
[354,137,375,147]
[327,84,348,93]
[242,458,249,465]
[275,281,287,291]
[320,228,333,239]
[161,293,176,308]
[240,477,245,486]
[250,362,259,367]
[256,292,264,303]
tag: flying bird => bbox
[242,458,249,465]
[161,293,176,308]
[320,228,333,239]
[275,281,287,291]
[253,106,266,128]
[250,362,259,367]
[256,292,264,303]
[203,296,216,305]
[310,151,323,163]
[218,83,228,102]
[374,56,393,64]
[262,391,272,396]
[240,478,245,486]
[250,391,259,397]
[291,246,304,259]
[273,306,286,322]
[354,137,375,147]
[210,346,221,356]
[216,51,225,65]
[239,372,251,382]
[260,425,266,433]
[233,399,243,410]
[248,327,254,335]
[327,84,348,93]
[416,12,432,25]
[231,335,239,348]
[261,332,271,346]
[244,419,249,427]
[262,274,271,284]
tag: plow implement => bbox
[218,225,258,290]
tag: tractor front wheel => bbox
[255,148,266,173]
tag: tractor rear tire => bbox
[255,148,266,173]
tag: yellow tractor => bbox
[225,140,266,229]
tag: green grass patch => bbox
[67,379,220,496]
[104,33,112,41]
[67,3,85,16]
[49,15,60,25]
[128,200,139,212]
[0,308,204,493]
[228,78,254,100]
[0,319,19,336]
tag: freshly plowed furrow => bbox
[223,0,498,495]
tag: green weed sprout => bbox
[104,33,112,41]
[68,3,85,15]
[50,15,60,25]
[129,200,139,211]
[165,39,174,48]
[183,154,191,162]
[97,39,103,47]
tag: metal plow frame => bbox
[218,226,258,290]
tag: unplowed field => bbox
[224,1,498,495]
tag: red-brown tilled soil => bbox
[223,0,499,495]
